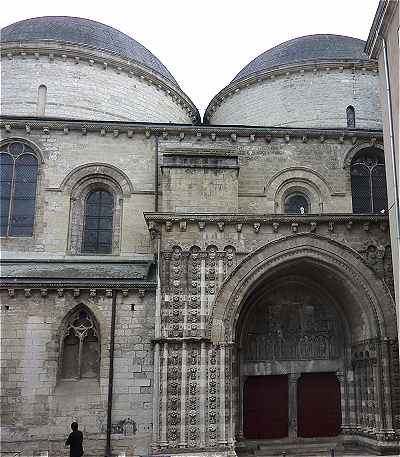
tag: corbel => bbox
[100,128,106,136]
[230,133,237,142]
[89,59,95,66]
[40,288,48,297]
[127,129,134,138]
[145,130,151,138]
[162,131,168,140]
[253,222,261,233]
[138,289,145,299]
[74,56,80,64]
[236,223,243,233]
[63,127,69,135]
[20,52,26,59]
[89,289,97,297]
[217,222,225,232]
[198,221,206,231]
[284,135,290,143]
[81,127,87,136]
[179,132,185,141]
[196,132,202,141]
[328,221,335,233]
[103,62,108,70]
[179,221,187,232]
[34,52,40,60]
[309,222,317,233]
[8,289,15,298]
[363,222,370,232]
[25,125,31,135]
[48,53,54,62]
[249,134,255,142]
[73,288,81,298]
[113,129,119,138]
[291,223,299,233]
[210,133,217,141]
[165,221,173,232]
[265,134,272,143]
[57,288,64,297]
[272,222,280,233]
[105,289,113,298]
[121,289,129,297]
[302,135,308,143]
[5,124,11,133]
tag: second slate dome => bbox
[205,34,381,129]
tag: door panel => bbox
[297,372,341,437]
[243,375,288,439]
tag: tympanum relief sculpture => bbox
[243,288,341,362]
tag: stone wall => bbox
[0,45,196,123]
[0,288,155,457]
[208,67,382,129]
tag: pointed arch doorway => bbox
[238,276,345,441]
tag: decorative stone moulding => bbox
[0,118,383,146]
[144,213,389,238]
[204,60,379,123]
[0,43,200,123]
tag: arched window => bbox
[284,193,309,214]
[37,84,47,116]
[0,142,39,236]
[60,308,99,380]
[351,148,388,213]
[82,190,114,253]
[346,106,355,128]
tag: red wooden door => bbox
[297,372,341,437]
[243,375,288,439]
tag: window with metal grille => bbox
[284,193,309,214]
[0,142,39,237]
[346,106,355,128]
[351,148,388,213]
[61,308,99,380]
[82,190,114,253]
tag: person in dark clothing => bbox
[65,422,84,457]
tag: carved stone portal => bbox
[242,287,341,362]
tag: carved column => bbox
[380,338,395,435]
[199,341,207,447]
[160,342,168,447]
[336,371,347,433]
[288,373,300,439]
[200,255,206,337]
[151,342,161,450]
[179,341,187,447]
[218,344,227,445]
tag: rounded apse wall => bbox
[206,66,382,129]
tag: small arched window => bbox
[37,84,47,116]
[82,190,114,253]
[284,193,309,214]
[0,142,39,237]
[351,148,388,213]
[61,308,99,380]
[346,106,355,128]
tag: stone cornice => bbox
[204,60,379,123]
[144,212,389,238]
[0,116,383,144]
[1,41,201,124]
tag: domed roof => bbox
[1,16,178,85]
[232,34,370,83]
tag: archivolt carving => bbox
[209,234,396,344]
[342,142,384,169]
[60,162,134,195]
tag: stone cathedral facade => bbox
[1,16,399,457]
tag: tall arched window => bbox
[351,148,388,213]
[346,106,355,128]
[284,193,309,214]
[0,142,39,236]
[82,190,114,253]
[60,308,99,380]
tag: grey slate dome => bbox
[232,34,370,82]
[1,16,178,85]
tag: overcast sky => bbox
[0,0,379,115]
